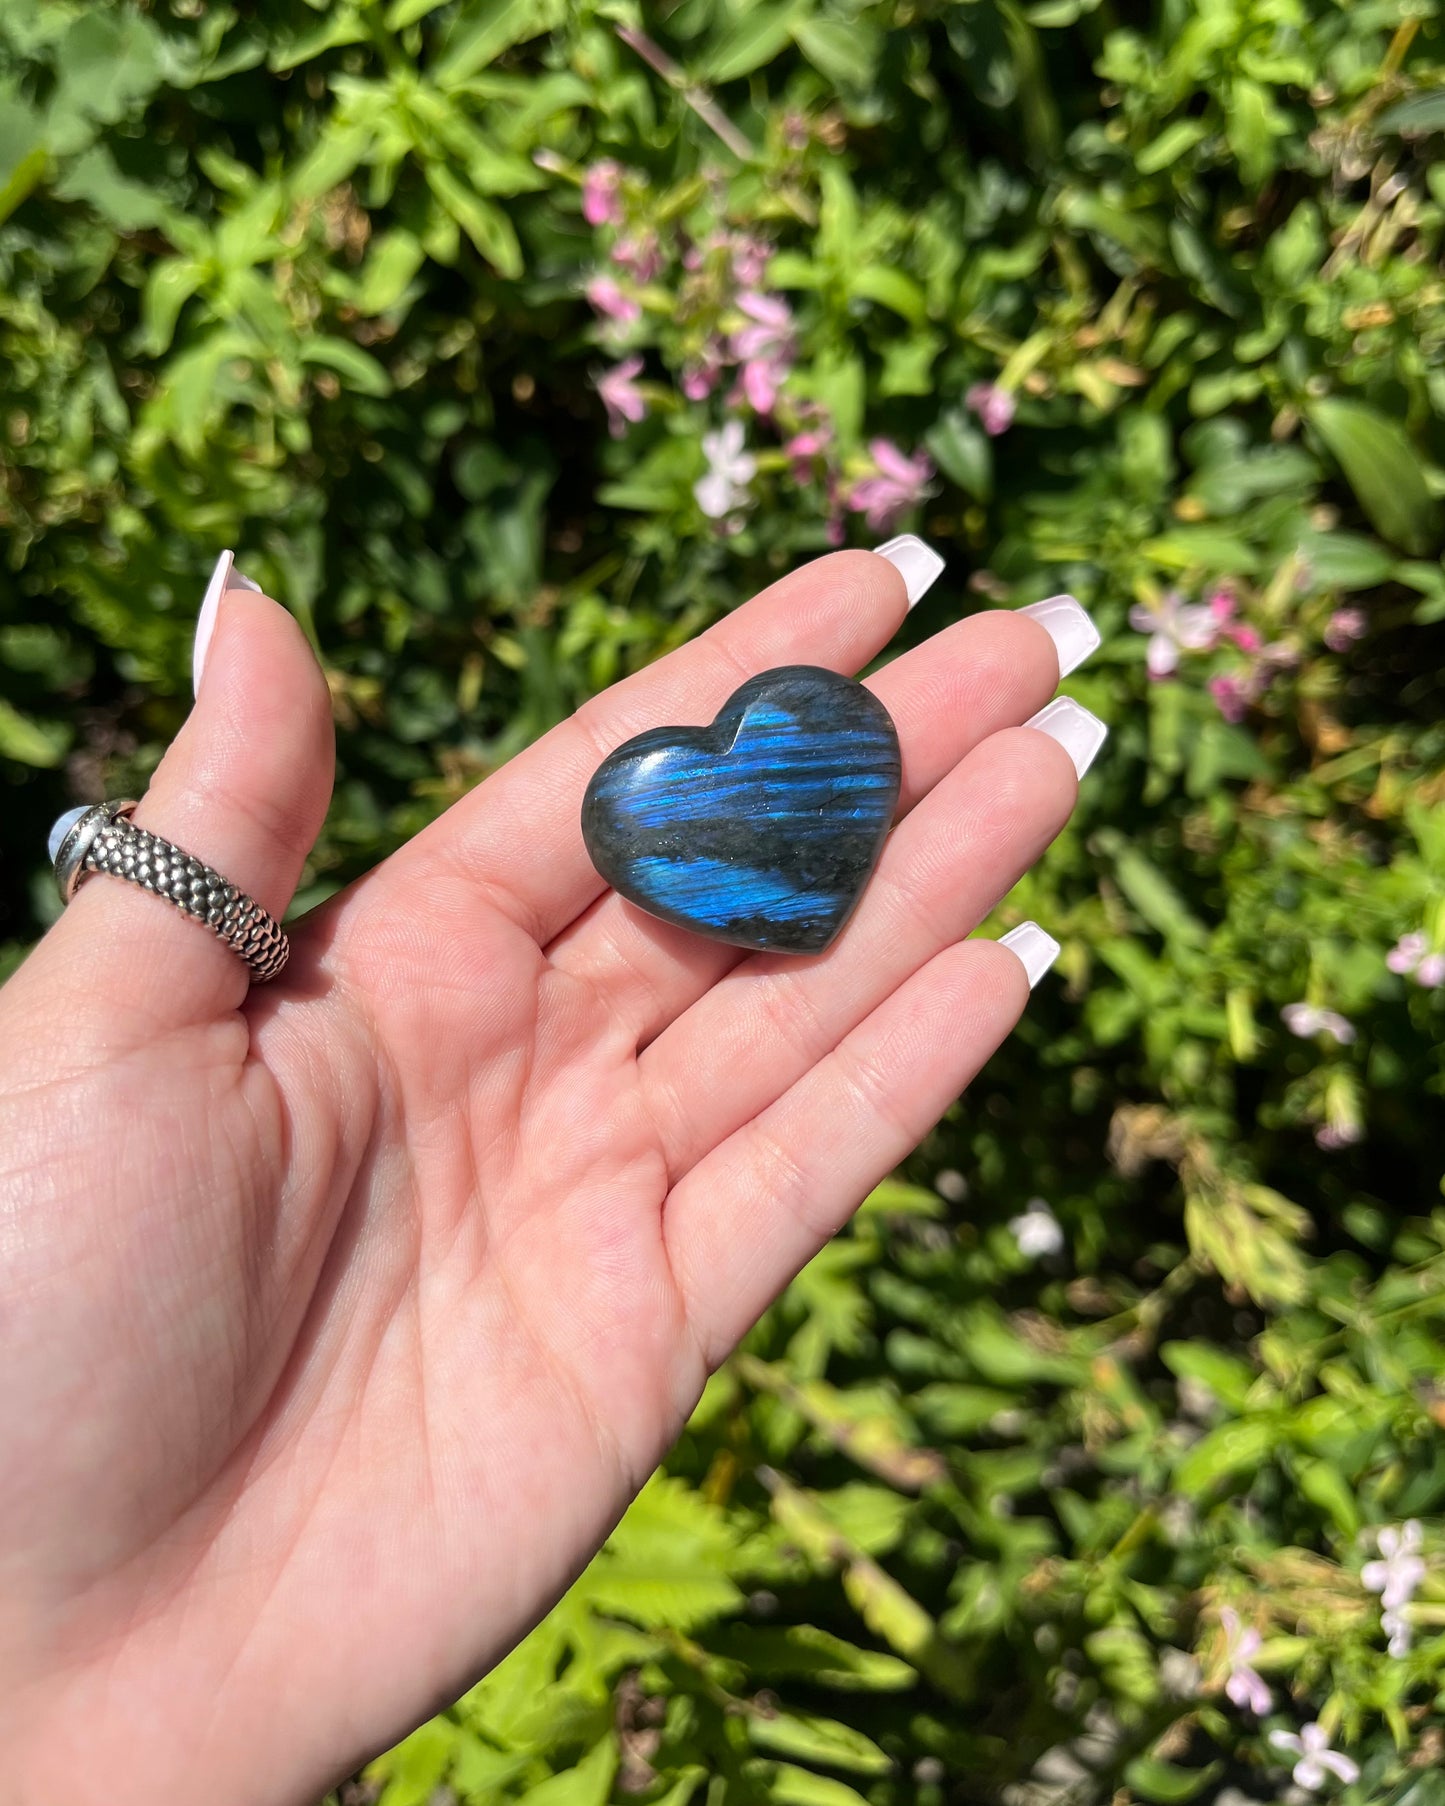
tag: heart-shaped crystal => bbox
[581,665,901,954]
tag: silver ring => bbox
[52,801,289,984]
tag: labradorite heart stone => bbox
[581,665,901,954]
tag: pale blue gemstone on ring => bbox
[47,805,90,865]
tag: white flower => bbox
[1219,1607,1271,1715]
[1281,1002,1356,1045]
[1129,591,1219,678]
[1363,1519,1425,1653]
[1269,1724,1360,1791]
[694,419,756,518]
[1009,1198,1064,1259]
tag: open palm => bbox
[0,550,1085,1804]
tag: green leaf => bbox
[365,1720,456,1806]
[302,337,393,396]
[1309,398,1440,556]
[354,230,427,314]
[140,259,205,356]
[1141,527,1257,574]
[1135,119,1209,175]
[53,144,168,230]
[848,266,929,326]
[750,1712,891,1775]
[859,1178,944,1217]
[1161,1343,1257,1411]
[386,0,451,27]
[712,1624,915,1690]
[926,408,992,502]
[1174,1416,1279,1496]
[1377,92,1445,135]
[1225,78,1283,185]
[954,1307,1084,1387]
[1295,1457,1362,1535]
[705,3,808,83]
[1124,1757,1223,1803]
[763,1768,873,1806]
[1109,843,1208,947]
[1291,528,1394,590]
[55,11,165,128]
[424,164,523,276]
[433,0,568,87]
[269,5,369,72]
[0,699,70,767]
[514,1739,617,1806]
[792,16,877,90]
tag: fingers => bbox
[664,937,1041,1369]
[40,555,335,1036]
[639,716,1089,1179]
[411,548,920,945]
[548,602,1080,1041]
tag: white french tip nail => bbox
[192,551,260,697]
[1025,696,1108,779]
[875,534,946,609]
[1018,594,1101,677]
[998,921,1061,989]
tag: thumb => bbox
[40,551,335,1034]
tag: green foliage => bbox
[4,0,1445,1799]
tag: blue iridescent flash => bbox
[581,666,901,954]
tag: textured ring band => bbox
[53,801,289,984]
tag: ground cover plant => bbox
[3,0,1445,1801]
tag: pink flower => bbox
[1130,591,1219,679]
[965,382,1016,436]
[732,292,792,357]
[1325,607,1367,652]
[681,338,725,402]
[596,356,647,437]
[785,426,832,482]
[847,439,934,532]
[1387,932,1445,987]
[1282,1002,1355,1045]
[612,231,662,282]
[729,233,772,287]
[585,275,640,324]
[729,292,795,415]
[581,159,624,228]
[1388,932,1428,975]
[1219,1608,1271,1716]
[1209,672,1256,722]
[1316,1123,1363,1150]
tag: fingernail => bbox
[1025,696,1108,779]
[192,551,262,698]
[875,534,946,609]
[998,921,1060,989]
[1018,594,1101,677]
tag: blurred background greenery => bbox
[5,0,1445,1801]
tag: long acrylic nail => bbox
[1018,594,1101,677]
[192,551,262,698]
[1025,696,1108,779]
[998,921,1060,988]
[875,534,946,609]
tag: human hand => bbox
[0,547,1101,1803]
